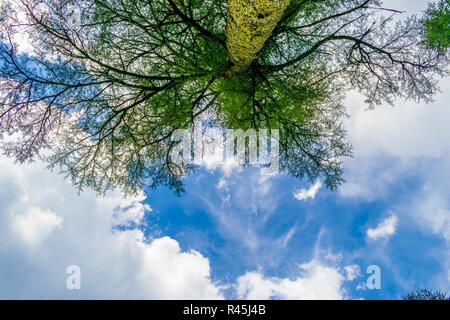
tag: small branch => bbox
[367,7,405,14]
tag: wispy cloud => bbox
[294,180,322,201]
[367,215,398,241]
[278,223,298,249]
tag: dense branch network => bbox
[0,0,447,195]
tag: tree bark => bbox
[224,0,292,76]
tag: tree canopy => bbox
[0,0,448,195]
[421,0,449,53]
[402,288,450,300]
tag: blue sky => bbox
[0,0,449,299]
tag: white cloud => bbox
[341,78,450,200]
[367,215,398,241]
[236,259,350,300]
[294,180,322,201]
[345,93,450,160]
[335,53,450,284]
[412,198,450,242]
[405,194,450,289]
[341,78,450,287]
[11,207,63,246]
[135,236,223,299]
[341,79,450,234]
[344,265,361,281]
[0,154,360,300]
[0,155,223,299]
[277,224,298,249]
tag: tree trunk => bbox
[224,0,292,76]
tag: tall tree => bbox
[224,0,291,75]
[0,0,448,195]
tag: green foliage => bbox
[422,0,450,53]
[0,0,448,195]
[402,288,450,300]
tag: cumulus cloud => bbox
[412,197,450,242]
[337,2,450,288]
[236,260,351,300]
[340,75,450,288]
[0,155,223,299]
[1,154,356,300]
[367,215,398,241]
[11,207,63,246]
[341,78,450,200]
[294,180,322,201]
